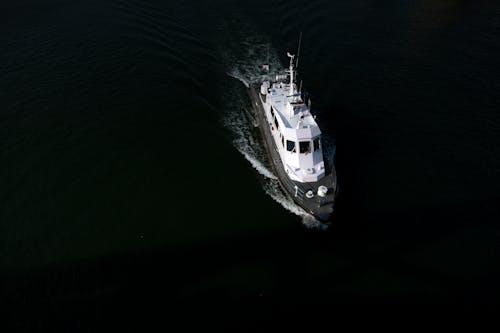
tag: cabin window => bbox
[313,137,321,152]
[271,106,274,118]
[300,141,311,154]
[274,115,279,130]
[286,140,296,153]
[281,135,284,147]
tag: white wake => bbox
[226,70,250,88]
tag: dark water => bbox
[1,0,500,325]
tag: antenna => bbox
[286,52,295,97]
[296,31,302,69]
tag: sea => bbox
[1,0,499,326]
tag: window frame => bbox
[299,141,311,154]
[313,137,321,152]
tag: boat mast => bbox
[296,31,302,69]
[287,52,295,96]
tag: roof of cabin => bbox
[268,83,319,130]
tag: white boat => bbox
[247,47,337,222]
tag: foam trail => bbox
[226,70,249,88]
[237,148,277,180]
[222,87,277,180]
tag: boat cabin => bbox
[259,53,326,183]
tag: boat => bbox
[246,47,338,222]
